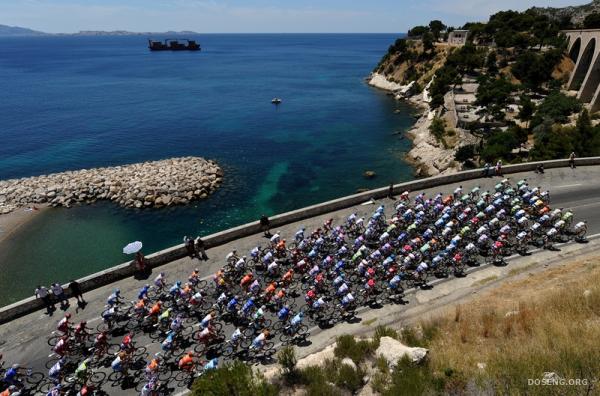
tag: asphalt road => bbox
[0,166,599,395]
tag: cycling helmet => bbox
[114,288,120,295]
[65,313,72,319]
[80,320,87,326]
[12,363,19,369]
[160,272,165,276]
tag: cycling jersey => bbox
[278,307,290,320]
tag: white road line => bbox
[555,183,583,188]
[568,201,600,210]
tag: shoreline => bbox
[368,73,463,177]
[0,204,48,246]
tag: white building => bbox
[448,30,469,46]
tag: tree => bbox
[519,95,536,128]
[530,121,575,160]
[408,25,429,37]
[422,32,435,53]
[530,91,582,128]
[455,145,476,162]
[574,110,595,156]
[429,117,446,142]
[476,76,515,121]
[583,13,600,29]
[429,20,446,40]
[486,51,498,75]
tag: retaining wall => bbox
[1,157,598,323]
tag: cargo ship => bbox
[148,39,201,51]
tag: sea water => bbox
[0,34,416,304]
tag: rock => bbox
[584,290,592,299]
[341,357,357,370]
[505,310,519,318]
[0,157,222,213]
[375,336,428,367]
[477,362,486,370]
[363,171,377,179]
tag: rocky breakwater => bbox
[0,157,223,214]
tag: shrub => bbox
[336,363,364,393]
[191,360,278,396]
[278,346,298,384]
[334,335,376,363]
[455,144,476,162]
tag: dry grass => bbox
[423,257,600,395]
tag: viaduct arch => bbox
[564,30,600,113]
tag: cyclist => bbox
[111,350,131,376]
[57,313,72,334]
[93,331,109,357]
[48,358,67,383]
[154,272,166,289]
[178,352,195,372]
[145,355,161,380]
[73,321,90,343]
[74,358,91,384]
[251,330,269,351]
[107,289,123,306]
[53,335,70,357]
[138,284,151,300]
[277,305,291,321]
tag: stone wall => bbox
[1,157,599,323]
[0,157,223,214]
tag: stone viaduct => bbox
[565,29,600,113]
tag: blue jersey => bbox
[227,298,238,311]
[138,286,150,299]
[277,307,290,320]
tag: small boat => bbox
[271,98,282,105]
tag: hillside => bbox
[531,0,600,27]
[0,24,44,36]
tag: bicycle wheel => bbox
[108,371,124,384]
[25,371,44,385]
[272,321,285,332]
[38,380,55,393]
[47,334,62,347]
[222,344,236,357]
[89,371,107,385]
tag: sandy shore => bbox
[0,205,48,245]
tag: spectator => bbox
[135,251,147,273]
[195,237,209,261]
[569,152,576,169]
[184,236,196,258]
[495,160,503,176]
[483,163,491,177]
[69,279,85,304]
[260,215,271,237]
[536,163,545,174]
[51,282,68,309]
[388,182,394,199]
[35,285,54,314]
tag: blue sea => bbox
[0,34,416,305]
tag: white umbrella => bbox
[123,241,143,255]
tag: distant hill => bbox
[0,24,45,36]
[60,30,200,36]
[0,25,200,37]
[530,0,600,27]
